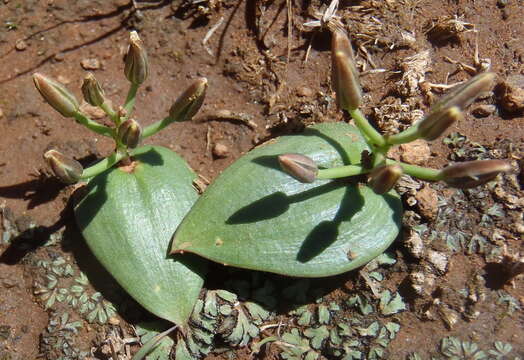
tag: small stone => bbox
[296,86,314,97]
[212,142,229,158]
[427,250,448,273]
[56,75,71,85]
[0,107,3,118]
[81,58,101,70]
[499,75,524,113]
[403,230,424,258]
[108,317,120,325]
[471,104,496,118]
[15,39,27,51]
[399,139,431,165]
[54,53,65,62]
[80,103,106,120]
[415,184,438,220]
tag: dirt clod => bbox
[213,142,229,158]
[471,104,496,118]
[399,139,431,165]
[80,58,102,70]
[415,184,439,220]
[498,75,524,113]
[15,39,27,51]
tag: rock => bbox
[81,58,101,70]
[212,142,229,158]
[471,104,496,118]
[15,39,27,51]
[499,74,524,113]
[56,75,71,85]
[415,184,439,220]
[427,250,448,273]
[296,86,314,97]
[79,103,106,120]
[399,139,431,165]
[403,230,424,258]
[54,53,65,62]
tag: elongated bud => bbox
[418,106,463,141]
[33,73,79,117]
[440,160,511,188]
[278,153,318,183]
[432,72,496,113]
[117,118,142,149]
[124,31,149,85]
[44,150,83,184]
[169,78,208,121]
[331,29,362,110]
[81,73,106,107]
[368,164,403,194]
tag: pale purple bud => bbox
[278,153,318,183]
[169,78,208,122]
[368,164,403,194]
[440,159,511,188]
[117,118,142,149]
[33,73,79,117]
[44,150,83,184]
[124,31,149,85]
[331,29,362,110]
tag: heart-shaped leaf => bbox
[75,145,207,325]
[171,123,402,277]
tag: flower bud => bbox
[368,164,403,194]
[124,31,149,85]
[432,72,495,113]
[81,73,106,107]
[117,118,142,149]
[33,73,79,117]
[278,153,318,183]
[169,78,208,121]
[440,160,511,188]
[418,106,463,141]
[44,149,83,184]
[331,29,362,110]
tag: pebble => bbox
[399,139,431,165]
[15,39,27,51]
[427,250,448,273]
[0,107,3,118]
[212,142,229,158]
[57,75,71,85]
[499,74,524,113]
[415,184,439,220]
[296,86,314,98]
[81,58,101,70]
[471,104,496,118]
[80,103,106,120]
[54,53,65,62]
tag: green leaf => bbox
[135,322,175,360]
[172,123,402,277]
[75,146,207,325]
[304,326,329,350]
[379,291,406,316]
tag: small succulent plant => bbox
[34,31,208,327]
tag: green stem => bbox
[123,82,140,119]
[349,108,386,147]
[131,325,178,360]
[317,164,368,179]
[73,112,114,137]
[100,102,119,124]
[384,125,420,145]
[385,159,442,181]
[80,151,125,179]
[142,116,174,139]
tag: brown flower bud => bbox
[432,72,496,113]
[331,29,362,110]
[117,118,142,149]
[278,153,318,183]
[44,149,83,184]
[368,164,403,194]
[81,73,106,107]
[440,160,511,188]
[169,78,208,122]
[124,31,149,85]
[33,73,79,117]
[418,106,463,141]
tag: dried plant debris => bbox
[425,15,475,44]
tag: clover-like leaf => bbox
[379,290,406,316]
[171,123,402,277]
